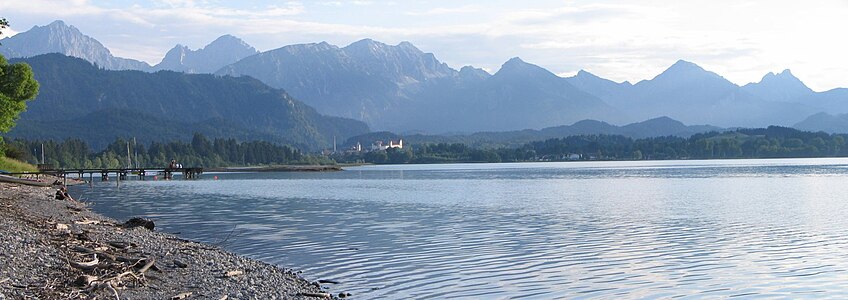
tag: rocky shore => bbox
[0,182,334,299]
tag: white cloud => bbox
[2,27,18,38]
[405,5,481,16]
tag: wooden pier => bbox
[5,167,203,184]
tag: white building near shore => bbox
[371,139,403,151]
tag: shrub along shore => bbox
[0,182,341,299]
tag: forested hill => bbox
[8,54,369,150]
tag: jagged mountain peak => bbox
[212,34,240,42]
[0,20,150,71]
[658,60,709,77]
[495,56,528,74]
[26,20,89,43]
[572,69,632,86]
[758,69,800,82]
[205,34,254,50]
[397,41,418,50]
[670,59,700,69]
[283,41,338,52]
[458,65,491,82]
[460,65,490,75]
[504,56,526,65]
[640,59,728,87]
[759,69,805,85]
[345,38,383,50]
[742,68,814,102]
[45,20,69,28]
[351,38,378,44]
[343,38,426,56]
[155,34,257,73]
[576,69,596,77]
[492,57,564,84]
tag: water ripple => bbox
[74,159,848,298]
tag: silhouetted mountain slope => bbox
[793,112,848,134]
[10,54,368,149]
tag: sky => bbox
[1,0,847,91]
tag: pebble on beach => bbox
[0,182,328,299]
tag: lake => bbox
[73,158,848,298]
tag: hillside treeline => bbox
[337,126,848,164]
[3,133,331,169]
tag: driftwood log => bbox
[298,292,331,298]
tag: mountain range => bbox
[0,21,257,74]
[0,21,149,70]
[7,54,368,150]
[2,20,848,142]
[344,116,723,149]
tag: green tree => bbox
[0,18,8,40]
[632,150,643,160]
[0,19,39,135]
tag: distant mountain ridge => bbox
[390,57,626,133]
[216,38,462,126]
[0,20,150,70]
[154,35,258,73]
[742,69,814,102]
[344,116,722,148]
[794,112,848,134]
[6,20,848,137]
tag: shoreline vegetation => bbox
[7,126,848,172]
[4,133,333,171]
[0,157,37,173]
[0,180,342,299]
[334,126,848,164]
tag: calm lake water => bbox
[73,159,848,298]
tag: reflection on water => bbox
[74,159,848,298]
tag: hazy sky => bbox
[2,0,847,91]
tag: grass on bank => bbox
[0,156,38,172]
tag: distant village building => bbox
[371,139,403,151]
[344,142,363,154]
[341,139,404,154]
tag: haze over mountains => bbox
[3,20,848,144]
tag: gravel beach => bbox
[0,182,334,299]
